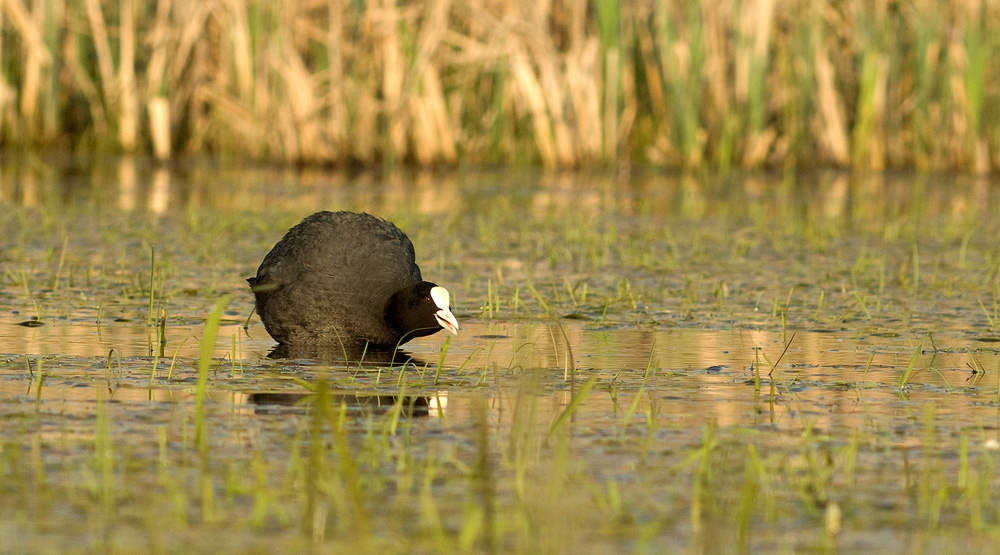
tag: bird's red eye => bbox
[424,297,432,303]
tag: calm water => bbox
[2,159,1000,552]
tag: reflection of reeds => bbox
[1,0,999,171]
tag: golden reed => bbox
[0,0,997,172]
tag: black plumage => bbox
[248,211,458,349]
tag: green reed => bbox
[194,295,233,453]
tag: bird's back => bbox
[251,211,423,345]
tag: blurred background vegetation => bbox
[1,0,998,172]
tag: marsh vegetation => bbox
[3,1,1000,171]
[2,161,1000,552]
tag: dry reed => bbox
[0,0,998,172]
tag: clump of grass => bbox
[899,336,928,389]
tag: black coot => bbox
[248,211,459,349]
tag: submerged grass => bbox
[5,310,1000,551]
[5,168,1000,551]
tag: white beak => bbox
[430,286,460,335]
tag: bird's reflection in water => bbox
[253,343,440,416]
[266,343,428,368]
[246,391,437,417]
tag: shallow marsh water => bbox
[3,160,1000,552]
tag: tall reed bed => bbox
[1,0,998,171]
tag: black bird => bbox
[248,211,459,349]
